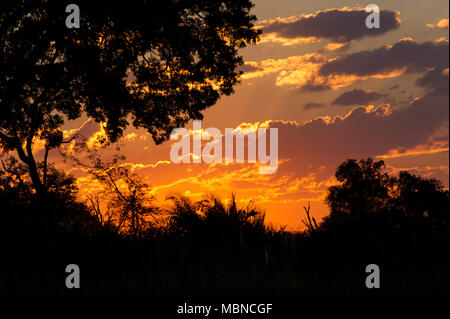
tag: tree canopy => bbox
[324,158,449,234]
[0,0,260,195]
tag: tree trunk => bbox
[15,142,56,261]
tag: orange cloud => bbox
[427,18,449,29]
[241,51,407,90]
[377,137,449,159]
[377,146,449,159]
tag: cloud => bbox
[259,7,401,47]
[319,38,449,78]
[415,68,449,97]
[332,89,385,106]
[242,53,373,90]
[376,142,449,160]
[242,39,448,92]
[427,18,449,29]
[266,93,449,173]
[241,54,327,81]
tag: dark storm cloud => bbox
[415,68,449,97]
[319,38,449,77]
[262,8,401,44]
[332,89,385,106]
[295,38,450,96]
[269,92,449,171]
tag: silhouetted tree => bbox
[391,171,449,233]
[323,158,448,235]
[0,0,260,238]
[326,158,394,216]
[0,156,98,235]
[73,149,161,237]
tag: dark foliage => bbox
[0,158,447,299]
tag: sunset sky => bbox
[37,0,449,230]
